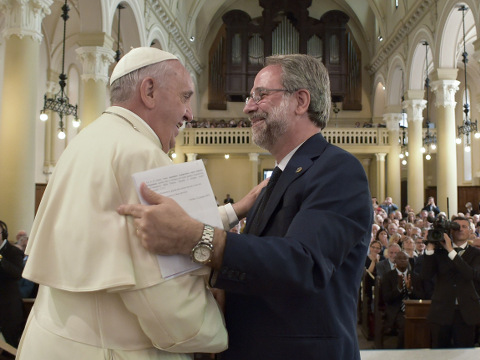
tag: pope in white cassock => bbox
[17,48,232,360]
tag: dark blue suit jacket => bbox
[215,133,372,359]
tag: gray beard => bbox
[252,99,289,150]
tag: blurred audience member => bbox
[422,196,440,216]
[0,220,24,348]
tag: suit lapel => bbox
[250,133,329,235]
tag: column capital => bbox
[404,99,427,122]
[45,80,59,96]
[383,113,402,131]
[248,152,259,161]
[76,46,115,84]
[430,80,460,108]
[375,153,386,161]
[186,153,198,162]
[0,0,53,43]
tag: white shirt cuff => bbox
[448,249,457,260]
[218,203,239,230]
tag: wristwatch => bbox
[191,224,215,264]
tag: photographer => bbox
[421,216,480,348]
[422,196,440,216]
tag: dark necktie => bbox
[401,274,408,312]
[454,247,465,256]
[251,167,282,231]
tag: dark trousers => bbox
[430,309,476,348]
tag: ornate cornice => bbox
[0,0,53,43]
[76,46,115,84]
[366,0,435,75]
[403,99,427,122]
[383,113,401,131]
[148,0,203,74]
[430,80,460,108]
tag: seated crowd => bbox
[362,196,480,349]
[185,118,251,128]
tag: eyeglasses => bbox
[245,88,292,105]
[371,247,382,250]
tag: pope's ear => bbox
[294,89,310,115]
[139,77,155,109]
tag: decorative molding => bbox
[248,153,259,161]
[148,0,202,74]
[76,46,115,84]
[45,80,59,95]
[186,153,198,161]
[403,99,427,122]
[375,153,386,161]
[0,0,53,43]
[383,113,402,130]
[430,80,460,108]
[366,0,435,75]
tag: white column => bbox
[249,152,259,188]
[0,0,53,233]
[404,95,427,212]
[431,73,460,216]
[76,43,115,128]
[384,114,401,204]
[375,153,386,202]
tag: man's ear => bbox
[139,77,156,109]
[294,89,310,115]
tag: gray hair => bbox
[110,60,174,104]
[265,54,331,129]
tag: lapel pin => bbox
[296,167,302,173]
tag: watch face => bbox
[193,244,212,263]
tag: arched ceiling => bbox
[192,0,378,58]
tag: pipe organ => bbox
[208,0,361,112]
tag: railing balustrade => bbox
[180,127,436,149]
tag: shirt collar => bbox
[396,268,408,276]
[0,239,6,250]
[276,142,304,171]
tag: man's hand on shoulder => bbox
[117,183,203,255]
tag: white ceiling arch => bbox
[407,27,435,91]
[437,1,478,69]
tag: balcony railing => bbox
[179,127,436,152]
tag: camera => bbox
[426,215,460,243]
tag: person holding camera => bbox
[421,216,480,348]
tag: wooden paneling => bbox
[425,186,480,215]
[35,183,47,215]
[404,300,431,349]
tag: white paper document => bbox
[132,160,222,279]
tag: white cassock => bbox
[17,106,228,360]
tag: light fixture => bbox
[399,69,408,165]
[39,0,79,139]
[224,154,230,159]
[456,5,479,150]
[421,41,436,160]
[114,4,125,62]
